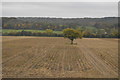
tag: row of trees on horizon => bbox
[2,28,119,38]
[2,17,119,38]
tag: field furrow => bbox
[2,36,118,78]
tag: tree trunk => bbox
[71,39,73,44]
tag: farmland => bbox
[2,36,118,78]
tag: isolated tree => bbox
[63,28,82,44]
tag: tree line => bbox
[2,17,118,30]
[2,17,119,38]
[2,28,119,38]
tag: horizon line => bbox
[1,16,118,18]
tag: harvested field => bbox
[2,36,118,78]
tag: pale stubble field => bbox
[2,36,118,78]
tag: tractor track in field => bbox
[77,41,118,77]
[15,46,55,77]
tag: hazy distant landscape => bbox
[2,2,119,78]
[2,17,119,38]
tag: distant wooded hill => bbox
[2,17,119,38]
[2,17,118,31]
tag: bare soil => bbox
[2,36,118,78]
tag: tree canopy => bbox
[63,28,82,44]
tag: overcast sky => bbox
[2,2,118,18]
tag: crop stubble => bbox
[2,36,118,78]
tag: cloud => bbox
[2,2,118,18]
